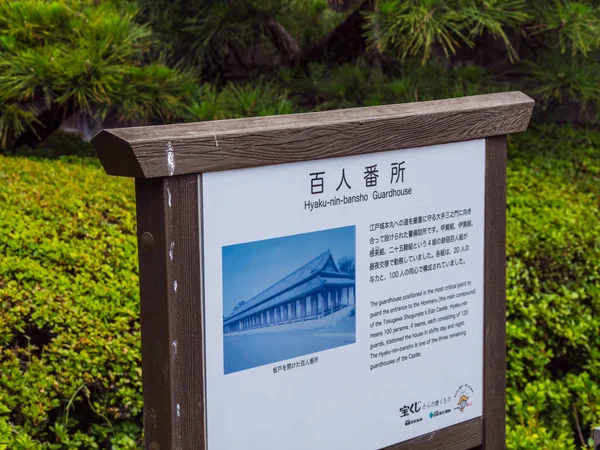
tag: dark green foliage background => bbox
[0,125,598,448]
[3,0,600,151]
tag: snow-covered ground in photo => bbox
[224,315,356,374]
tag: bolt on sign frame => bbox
[92,92,534,450]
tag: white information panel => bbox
[202,140,485,450]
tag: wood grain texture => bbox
[383,418,482,450]
[482,136,507,450]
[593,426,600,448]
[93,92,533,178]
[136,175,205,450]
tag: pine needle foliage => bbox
[367,0,600,64]
[366,0,529,63]
[527,53,600,113]
[532,0,600,56]
[137,0,345,76]
[140,1,282,73]
[359,0,600,117]
[185,81,294,121]
[284,59,502,110]
[0,0,197,149]
[459,0,529,62]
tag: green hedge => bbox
[0,125,599,448]
[0,156,141,448]
[505,125,600,449]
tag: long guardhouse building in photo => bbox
[223,250,355,334]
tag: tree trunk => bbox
[301,0,375,65]
[13,102,75,150]
[265,16,301,65]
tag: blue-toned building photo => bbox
[222,226,356,374]
[223,249,355,334]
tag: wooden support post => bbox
[136,175,205,450]
[482,136,507,450]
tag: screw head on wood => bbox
[141,232,155,253]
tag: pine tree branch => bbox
[301,0,375,65]
[264,16,301,65]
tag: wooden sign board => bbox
[93,92,534,450]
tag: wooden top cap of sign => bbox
[93,91,534,178]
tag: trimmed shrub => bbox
[506,125,600,448]
[0,156,141,448]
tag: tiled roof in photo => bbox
[224,249,354,325]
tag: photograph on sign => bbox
[202,139,485,450]
[221,226,356,374]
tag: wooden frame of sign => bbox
[92,91,534,450]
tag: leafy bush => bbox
[0,124,598,447]
[0,155,141,448]
[11,131,96,158]
[506,125,600,448]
